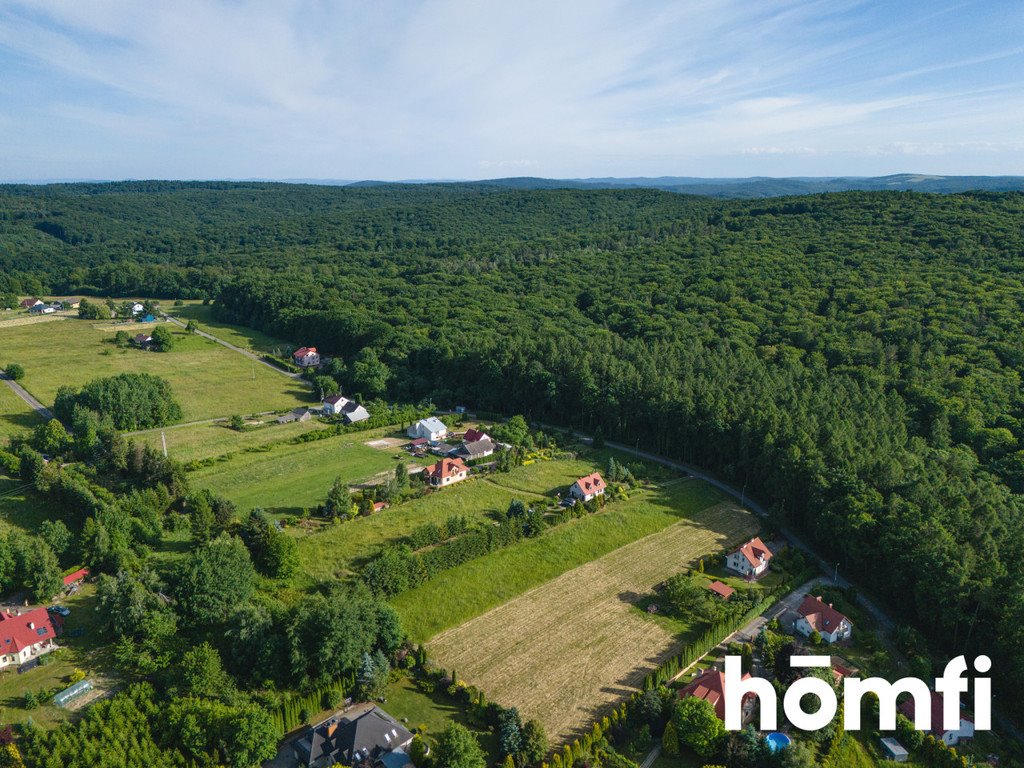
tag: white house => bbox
[293,347,321,368]
[899,691,975,746]
[408,417,447,442]
[795,595,853,644]
[569,472,607,502]
[322,395,371,424]
[0,608,60,669]
[426,457,468,487]
[725,537,773,578]
[131,302,145,315]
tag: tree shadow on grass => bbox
[0,410,42,434]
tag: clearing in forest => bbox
[426,499,758,743]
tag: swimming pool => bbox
[765,732,792,752]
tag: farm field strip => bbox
[0,318,311,423]
[134,416,329,463]
[427,500,758,742]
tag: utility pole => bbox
[833,562,839,585]
[161,431,168,458]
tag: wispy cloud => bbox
[0,0,1022,179]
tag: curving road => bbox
[0,370,53,420]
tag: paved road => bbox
[0,370,53,420]
[161,313,312,388]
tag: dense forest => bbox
[2,181,1024,714]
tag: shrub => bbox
[4,363,24,381]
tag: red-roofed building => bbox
[293,347,321,368]
[679,668,755,722]
[795,595,853,644]
[0,608,59,669]
[898,690,975,746]
[726,537,773,578]
[62,568,89,588]
[19,298,43,309]
[372,502,389,513]
[426,457,469,487]
[569,472,607,502]
[463,428,490,443]
[706,580,735,600]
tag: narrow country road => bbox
[161,313,312,387]
[0,370,53,420]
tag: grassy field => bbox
[0,478,60,536]
[134,416,329,464]
[191,428,431,515]
[0,584,116,729]
[164,301,292,355]
[291,455,626,585]
[0,382,42,443]
[424,493,757,742]
[0,318,312,423]
[393,478,728,642]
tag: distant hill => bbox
[433,174,1024,198]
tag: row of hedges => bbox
[269,675,353,737]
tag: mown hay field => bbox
[0,318,312,423]
[426,497,758,742]
[0,381,42,442]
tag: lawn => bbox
[383,675,499,762]
[191,428,428,515]
[424,491,757,742]
[0,584,117,729]
[393,478,727,642]
[0,478,60,536]
[0,382,42,444]
[0,318,312,423]
[134,416,329,464]
[164,301,292,355]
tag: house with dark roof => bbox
[795,595,853,644]
[463,427,490,443]
[898,690,975,746]
[323,395,370,423]
[725,537,773,578]
[133,333,153,349]
[277,407,312,424]
[569,472,607,502]
[19,298,44,309]
[679,667,755,722]
[450,438,495,461]
[294,706,413,768]
[0,608,60,669]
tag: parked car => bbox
[48,605,71,617]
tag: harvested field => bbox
[427,500,757,743]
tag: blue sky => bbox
[1,0,1022,181]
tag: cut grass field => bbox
[191,427,432,515]
[0,478,59,536]
[0,318,312,423]
[164,301,292,355]
[0,381,42,442]
[292,456,622,586]
[424,493,758,742]
[134,416,328,464]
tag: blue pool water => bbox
[765,732,792,752]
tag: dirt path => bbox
[0,370,53,420]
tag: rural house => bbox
[463,427,490,443]
[407,417,448,442]
[569,471,607,502]
[131,302,145,315]
[323,395,371,423]
[0,607,60,669]
[426,457,469,487]
[294,706,413,768]
[451,438,495,461]
[794,595,853,644]
[133,333,153,349]
[898,690,975,746]
[277,408,312,424]
[293,346,321,368]
[19,298,43,309]
[679,668,755,722]
[725,536,773,578]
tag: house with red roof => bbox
[19,298,43,310]
[679,667,755,722]
[725,536,773,578]
[795,595,853,644]
[426,457,469,487]
[898,690,975,746]
[293,346,321,368]
[62,568,90,589]
[0,608,60,669]
[569,472,607,502]
[706,580,735,600]
[463,428,491,444]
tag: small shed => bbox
[879,737,909,762]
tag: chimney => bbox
[828,603,833,609]
[28,622,34,629]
